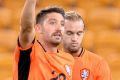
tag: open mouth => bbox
[53,32,62,37]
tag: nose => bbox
[56,24,63,32]
[71,34,78,42]
[57,26,61,31]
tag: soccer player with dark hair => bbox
[13,0,74,80]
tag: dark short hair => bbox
[36,6,65,24]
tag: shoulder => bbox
[84,50,111,79]
[84,50,109,66]
[86,50,109,66]
[14,40,42,56]
[85,50,103,61]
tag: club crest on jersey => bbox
[65,64,71,76]
[80,68,90,80]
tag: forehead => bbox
[65,20,84,31]
[45,12,64,21]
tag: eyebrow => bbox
[48,18,65,23]
[66,30,83,32]
[78,31,84,33]
[48,18,57,21]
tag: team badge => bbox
[65,64,71,76]
[80,68,90,80]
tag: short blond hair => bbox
[65,11,83,21]
[65,11,85,29]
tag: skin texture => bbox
[36,12,65,52]
[19,0,65,52]
[63,20,84,57]
[19,0,36,48]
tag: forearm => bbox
[20,0,37,30]
[19,0,37,48]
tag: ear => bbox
[35,24,42,33]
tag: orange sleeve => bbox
[96,59,111,80]
[13,38,35,80]
[14,38,35,62]
[17,38,35,50]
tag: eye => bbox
[61,23,64,26]
[77,31,83,36]
[49,21,56,25]
[61,21,65,26]
[66,31,73,35]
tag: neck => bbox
[38,38,58,53]
[64,47,83,57]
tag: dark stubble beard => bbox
[51,42,60,47]
[50,36,62,47]
[67,46,80,53]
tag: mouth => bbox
[53,32,62,37]
[71,43,78,46]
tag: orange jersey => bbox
[72,48,111,80]
[13,40,74,80]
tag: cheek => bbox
[44,27,53,35]
[78,37,83,43]
[63,36,71,44]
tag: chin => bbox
[53,39,61,43]
[52,41,61,46]
[70,50,78,53]
[52,42,60,46]
[69,48,79,53]
[50,38,61,46]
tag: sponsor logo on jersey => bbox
[65,64,71,76]
[80,68,90,80]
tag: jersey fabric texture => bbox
[13,40,74,80]
[72,48,111,80]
